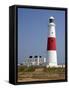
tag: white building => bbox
[24,56,46,66]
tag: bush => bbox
[43,67,65,73]
[18,66,35,72]
[18,66,26,72]
[25,66,35,72]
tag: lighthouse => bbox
[47,16,57,67]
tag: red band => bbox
[47,37,56,50]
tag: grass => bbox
[18,65,65,82]
[43,67,65,74]
[18,65,65,73]
[18,65,35,72]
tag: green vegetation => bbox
[18,65,26,72]
[18,65,65,82]
[43,67,65,74]
[18,65,35,72]
[18,65,65,73]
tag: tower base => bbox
[47,50,57,67]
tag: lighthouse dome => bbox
[50,16,55,19]
[49,16,55,23]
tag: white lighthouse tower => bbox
[47,16,57,67]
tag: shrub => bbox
[25,66,35,72]
[18,66,26,72]
[43,67,65,73]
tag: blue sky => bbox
[18,8,65,64]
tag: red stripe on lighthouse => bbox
[47,37,56,50]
